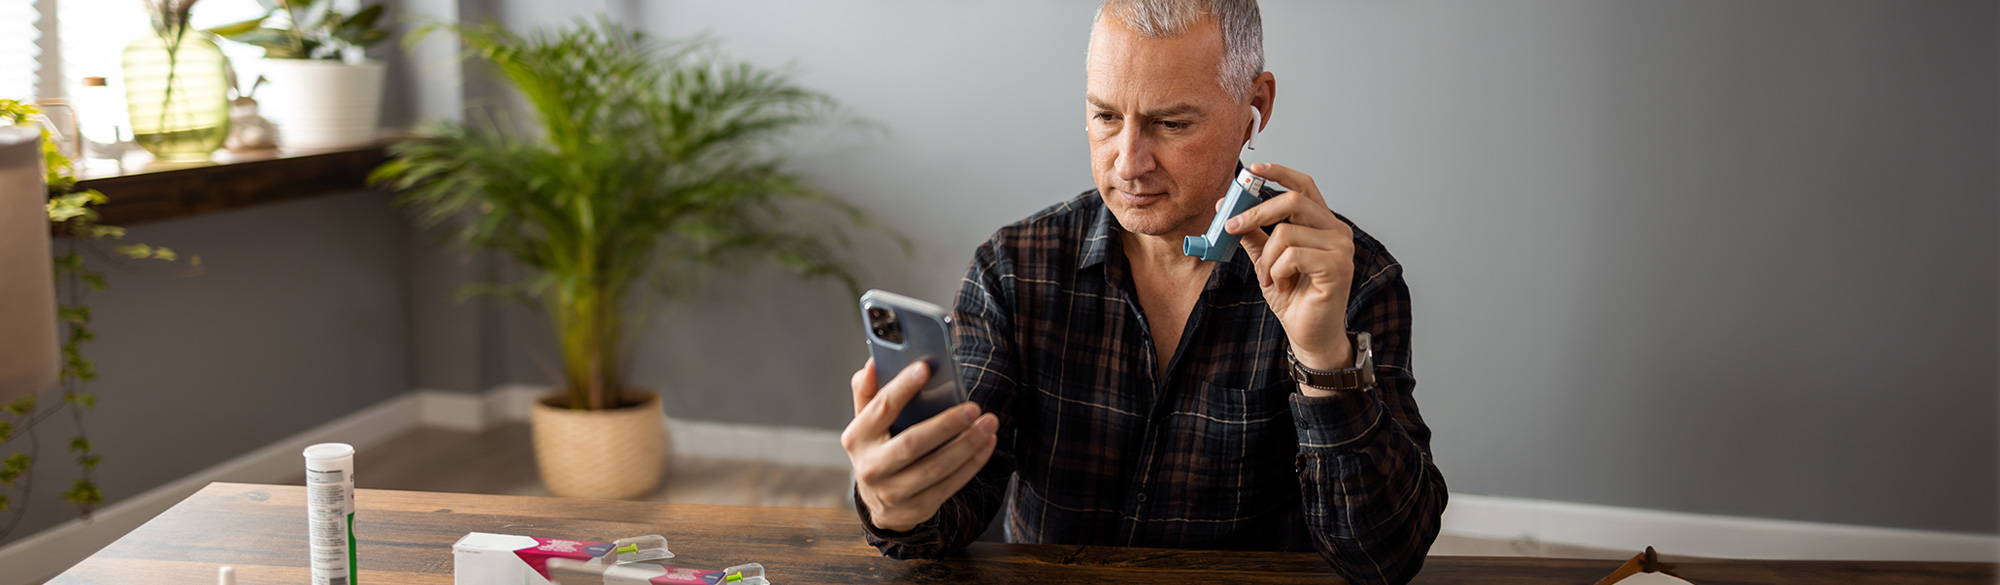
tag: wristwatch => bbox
[1288,332,1374,394]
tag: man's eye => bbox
[1094,112,1119,123]
[1157,120,1187,130]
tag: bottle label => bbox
[307,466,355,585]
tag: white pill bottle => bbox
[304,443,357,585]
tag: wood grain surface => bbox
[73,145,387,227]
[46,483,1997,585]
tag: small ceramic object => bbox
[226,76,279,152]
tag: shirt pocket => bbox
[1191,378,1297,457]
[1170,379,1301,522]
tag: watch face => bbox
[1353,332,1375,389]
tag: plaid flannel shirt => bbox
[857,190,1447,585]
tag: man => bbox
[838,1,1446,583]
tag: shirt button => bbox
[1136,493,1148,503]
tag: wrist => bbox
[863,500,922,533]
[875,517,920,533]
[857,487,920,533]
[1289,331,1374,397]
[1292,335,1355,372]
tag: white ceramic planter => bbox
[258,60,385,150]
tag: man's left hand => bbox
[1223,162,1356,383]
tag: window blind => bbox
[0,0,40,101]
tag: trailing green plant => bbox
[371,18,891,412]
[0,100,194,541]
[206,0,390,62]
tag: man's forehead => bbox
[1086,15,1231,108]
[1084,66,1227,114]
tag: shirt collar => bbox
[1076,189,1262,288]
[1078,193,1116,270]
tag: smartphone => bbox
[860,290,968,435]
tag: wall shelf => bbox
[74,143,389,226]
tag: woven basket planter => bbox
[529,390,667,500]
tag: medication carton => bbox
[453,533,614,585]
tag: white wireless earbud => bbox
[1246,105,1263,150]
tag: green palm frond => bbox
[372,17,887,411]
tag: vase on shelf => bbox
[258,59,385,150]
[122,30,230,162]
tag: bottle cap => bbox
[303,443,354,467]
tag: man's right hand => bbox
[842,358,1000,533]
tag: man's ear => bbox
[1246,71,1276,150]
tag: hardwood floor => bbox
[290,423,1636,559]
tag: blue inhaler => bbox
[1183,170,1267,262]
[1183,106,1266,263]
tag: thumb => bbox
[857,360,932,433]
[851,358,879,415]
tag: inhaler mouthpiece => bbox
[1182,169,1268,262]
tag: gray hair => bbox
[1093,0,1265,102]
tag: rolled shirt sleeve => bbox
[1291,256,1448,585]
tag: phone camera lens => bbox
[866,304,904,343]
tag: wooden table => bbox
[48,483,1995,585]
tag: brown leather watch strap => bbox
[1288,332,1374,393]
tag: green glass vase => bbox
[122,30,230,162]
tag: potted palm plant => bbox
[370,19,878,500]
[207,0,391,149]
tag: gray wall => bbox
[453,0,1999,535]
[0,191,412,547]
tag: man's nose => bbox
[1113,123,1155,182]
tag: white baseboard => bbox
[0,392,423,585]
[667,420,848,469]
[473,384,849,469]
[1441,492,1999,562]
[482,384,547,427]
[6,386,1993,585]
[414,389,485,432]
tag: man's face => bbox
[1086,15,1248,238]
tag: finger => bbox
[1276,222,1347,249]
[850,358,877,416]
[1253,225,1300,289]
[1252,224,1344,288]
[1227,191,1337,235]
[1267,245,1303,289]
[879,413,998,497]
[1248,162,1325,207]
[876,401,982,472]
[1269,246,1350,293]
[1237,220,1271,265]
[854,361,931,435]
[905,426,1000,514]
